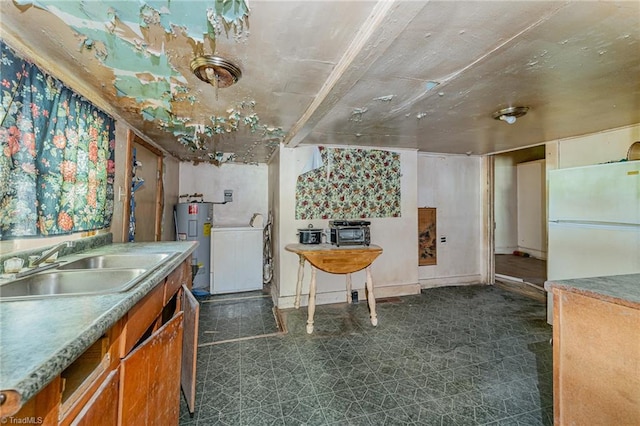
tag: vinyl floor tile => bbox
[181,285,553,425]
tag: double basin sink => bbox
[0,253,174,301]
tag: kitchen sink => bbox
[0,269,148,300]
[57,253,172,270]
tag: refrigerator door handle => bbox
[550,220,640,230]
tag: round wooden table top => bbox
[285,243,382,274]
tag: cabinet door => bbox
[181,285,199,416]
[119,312,184,425]
[70,368,119,426]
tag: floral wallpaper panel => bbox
[295,147,401,220]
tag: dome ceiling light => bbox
[492,106,529,124]
[190,55,242,100]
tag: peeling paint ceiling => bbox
[1,1,639,164]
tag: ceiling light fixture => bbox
[190,55,242,100]
[492,106,529,125]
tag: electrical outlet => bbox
[440,236,447,243]
[224,190,233,202]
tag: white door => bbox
[517,159,546,259]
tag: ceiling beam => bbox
[283,0,427,148]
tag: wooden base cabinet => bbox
[552,289,640,425]
[3,257,198,426]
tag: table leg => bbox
[346,273,352,303]
[306,266,317,334]
[294,255,305,309]
[365,266,378,326]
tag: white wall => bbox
[267,148,281,301]
[555,124,640,168]
[418,154,485,287]
[179,162,268,226]
[275,146,420,308]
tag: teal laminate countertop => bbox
[0,241,197,411]
[544,273,640,309]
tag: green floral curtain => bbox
[0,41,115,239]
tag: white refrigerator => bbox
[547,161,640,321]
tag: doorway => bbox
[122,132,164,242]
[493,146,547,296]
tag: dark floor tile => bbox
[489,408,553,426]
[340,365,382,390]
[199,382,241,416]
[367,358,414,382]
[369,406,417,425]
[320,404,368,424]
[474,404,512,425]
[268,338,303,361]
[272,361,308,377]
[183,285,553,426]
[327,415,372,426]
[274,371,316,402]
[398,402,443,425]
[240,367,276,389]
[350,384,402,414]
[240,402,284,426]
[241,381,281,408]
[440,410,476,426]
[205,366,241,388]
[414,384,449,403]
[307,368,352,396]
[280,395,326,425]
[196,409,242,426]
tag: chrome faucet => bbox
[12,241,76,279]
[31,241,76,267]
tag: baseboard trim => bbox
[516,247,547,260]
[372,283,421,298]
[276,282,421,308]
[419,274,484,288]
[495,273,523,283]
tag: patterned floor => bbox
[197,292,280,345]
[180,285,553,425]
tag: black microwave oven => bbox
[329,220,371,246]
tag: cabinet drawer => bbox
[164,263,184,305]
[122,283,164,356]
